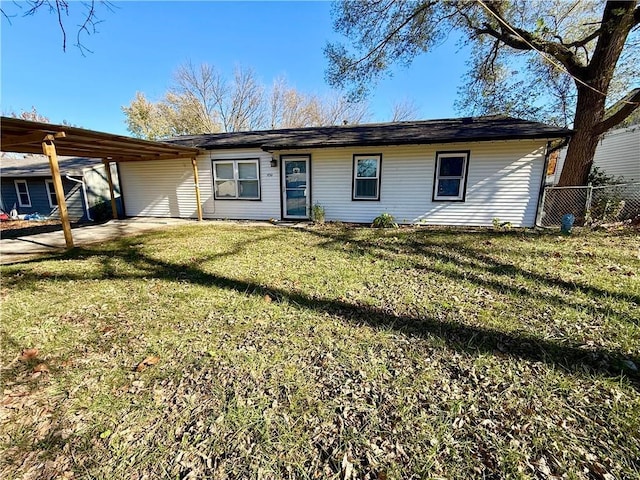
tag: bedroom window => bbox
[433,151,469,201]
[353,154,381,200]
[45,180,58,208]
[14,180,31,207]
[213,159,260,200]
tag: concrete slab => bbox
[0,218,195,265]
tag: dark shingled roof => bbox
[0,154,101,177]
[167,115,572,151]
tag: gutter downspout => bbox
[65,175,93,222]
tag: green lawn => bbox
[1,223,639,479]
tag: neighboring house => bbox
[547,125,640,185]
[118,115,570,227]
[0,154,123,221]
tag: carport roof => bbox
[1,117,201,162]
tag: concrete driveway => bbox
[0,218,195,265]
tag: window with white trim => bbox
[213,159,260,200]
[433,152,469,201]
[14,180,32,207]
[45,180,58,208]
[353,154,381,200]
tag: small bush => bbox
[492,217,512,231]
[312,203,325,224]
[588,167,625,187]
[372,212,398,228]
[91,202,111,222]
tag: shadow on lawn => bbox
[306,227,640,317]
[4,228,639,386]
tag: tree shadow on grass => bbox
[307,227,640,309]
[3,232,638,387]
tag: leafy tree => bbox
[326,0,640,186]
[5,106,50,123]
[122,92,201,141]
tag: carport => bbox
[1,117,202,248]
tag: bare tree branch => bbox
[2,0,110,53]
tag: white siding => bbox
[119,158,200,218]
[119,140,546,227]
[203,150,280,220]
[549,126,640,184]
[119,150,281,220]
[274,140,545,227]
[592,126,640,181]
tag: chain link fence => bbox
[538,183,640,227]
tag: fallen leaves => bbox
[341,451,354,480]
[135,355,160,372]
[19,348,39,361]
[33,363,50,374]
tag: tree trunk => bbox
[557,86,605,186]
[557,1,638,186]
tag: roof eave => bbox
[198,131,573,151]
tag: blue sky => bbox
[1,1,470,135]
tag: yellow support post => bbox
[42,137,74,248]
[103,159,119,219]
[191,157,203,221]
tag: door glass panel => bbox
[284,160,308,217]
[285,161,307,188]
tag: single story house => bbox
[117,115,571,227]
[0,154,123,222]
[547,124,639,184]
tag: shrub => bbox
[586,168,628,225]
[588,167,625,187]
[372,212,398,228]
[311,203,325,224]
[492,217,512,231]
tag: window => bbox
[353,154,381,200]
[213,159,260,200]
[433,151,469,201]
[14,180,31,207]
[45,180,58,208]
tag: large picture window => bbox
[213,159,260,200]
[45,180,58,208]
[353,154,381,200]
[433,151,469,201]
[14,180,31,207]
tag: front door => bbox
[282,156,310,219]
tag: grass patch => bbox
[1,223,639,479]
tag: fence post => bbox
[585,184,593,225]
[537,187,548,227]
